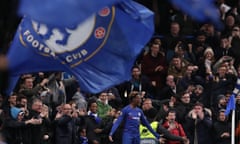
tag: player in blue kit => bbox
[108,91,163,144]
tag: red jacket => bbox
[162,121,186,144]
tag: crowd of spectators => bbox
[0,0,240,144]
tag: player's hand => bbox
[159,137,166,144]
[182,137,189,144]
[109,135,113,142]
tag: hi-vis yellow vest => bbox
[140,121,158,139]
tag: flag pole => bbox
[231,108,235,144]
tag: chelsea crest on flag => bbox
[7,1,154,93]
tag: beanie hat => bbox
[10,107,22,120]
[204,47,214,56]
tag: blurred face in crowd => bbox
[204,51,214,60]
[194,86,203,96]
[132,67,141,79]
[167,111,176,122]
[217,66,227,77]
[62,104,72,116]
[32,100,43,113]
[218,111,226,121]
[99,92,108,103]
[89,102,98,114]
[225,93,231,102]
[206,24,215,36]
[23,77,34,89]
[218,97,226,106]
[181,92,191,104]
[8,94,17,106]
[220,38,230,48]
[176,46,185,57]
[193,105,203,114]
[108,108,117,117]
[196,35,206,44]
[20,98,27,107]
[153,38,161,45]
[172,57,181,69]
[131,93,142,107]
[150,43,160,57]
[231,26,240,37]
[225,15,235,27]
[170,22,180,36]
[142,98,153,111]
[166,75,175,88]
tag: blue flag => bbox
[7,1,154,93]
[18,0,125,26]
[169,0,222,29]
[224,77,240,115]
[225,94,236,116]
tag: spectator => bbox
[141,42,167,97]
[168,55,191,81]
[185,102,213,144]
[40,104,53,144]
[96,91,112,119]
[211,94,227,121]
[118,65,152,105]
[215,35,235,60]
[213,109,231,144]
[177,65,202,91]
[163,21,185,54]
[192,31,209,63]
[19,75,49,103]
[172,41,196,64]
[158,75,179,100]
[222,14,237,36]
[26,98,48,144]
[54,103,82,144]
[174,91,193,126]
[162,109,188,144]
[229,25,240,66]
[205,23,221,49]
[190,84,208,106]
[84,99,102,144]
[196,47,216,79]
[71,87,87,112]
[210,65,236,106]
[77,127,88,144]
[104,87,122,109]
[3,106,40,144]
[16,94,29,118]
[2,93,17,118]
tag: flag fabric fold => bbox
[169,0,222,29]
[18,0,125,26]
[7,1,154,93]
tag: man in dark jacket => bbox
[54,103,83,144]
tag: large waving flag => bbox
[169,0,222,29]
[18,0,124,26]
[7,1,154,93]
[225,78,239,115]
